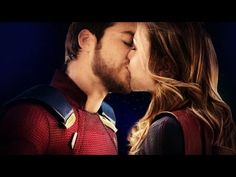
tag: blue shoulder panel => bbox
[4,85,73,125]
[98,102,116,125]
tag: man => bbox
[0,22,136,154]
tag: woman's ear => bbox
[78,29,96,51]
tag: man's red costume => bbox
[0,70,117,155]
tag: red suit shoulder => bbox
[0,103,52,154]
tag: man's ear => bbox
[78,29,96,51]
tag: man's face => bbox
[92,22,136,93]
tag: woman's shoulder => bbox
[151,111,181,129]
[152,109,199,128]
[139,111,185,154]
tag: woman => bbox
[127,22,236,155]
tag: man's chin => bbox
[121,87,132,94]
[115,85,131,94]
[109,82,131,94]
[121,80,132,93]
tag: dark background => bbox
[0,22,235,155]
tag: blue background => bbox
[0,22,235,154]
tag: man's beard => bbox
[92,51,131,94]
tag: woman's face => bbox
[128,23,155,92]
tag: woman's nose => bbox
[128,49,135,61]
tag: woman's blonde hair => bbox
[128,22,236,154]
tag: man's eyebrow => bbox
[121,31,135,36]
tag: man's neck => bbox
[66,59,107,113]
[85,92,105,113]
